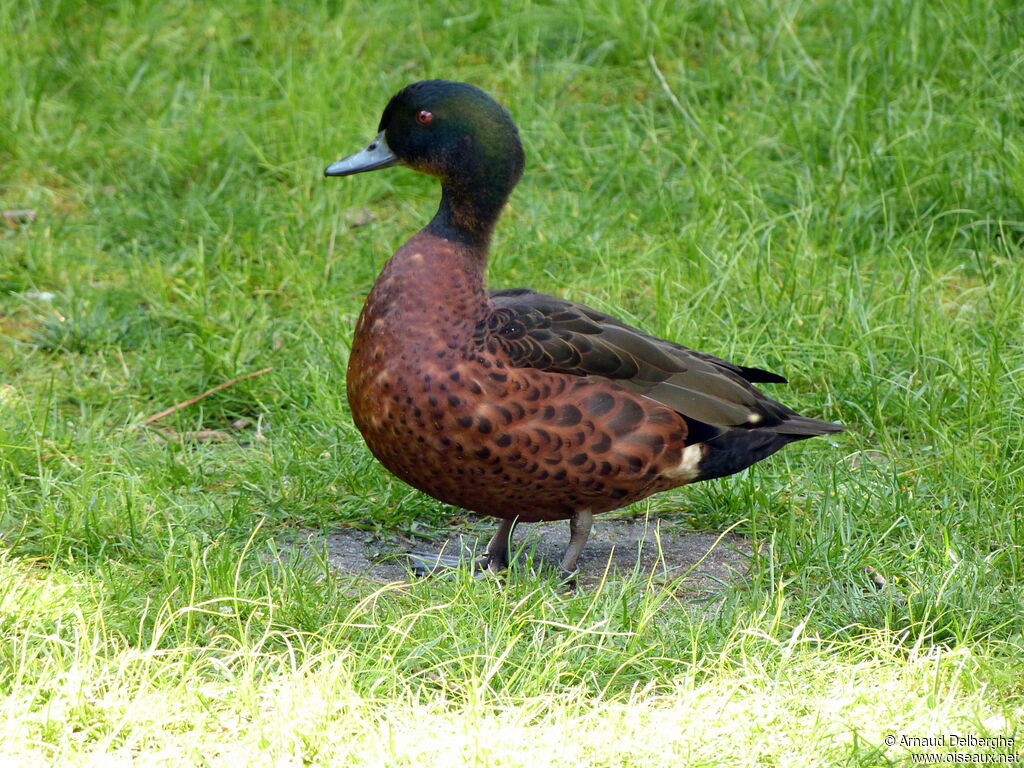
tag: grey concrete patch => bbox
[283,515,752,596]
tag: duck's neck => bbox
[426,180,507,248]
[426,138,524,247]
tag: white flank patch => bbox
[665,443,704,482]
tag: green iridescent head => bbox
[326,80,525,244]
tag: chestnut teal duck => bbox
[325,80,846,580]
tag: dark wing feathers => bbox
[642,381,755,425]
[734,365,788,384]
[487,288,845,436]
[491,288,780,382]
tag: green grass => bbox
[2,0,1024,764]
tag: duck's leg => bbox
[558,508,593,583]
[409,518,517,576]
[475,517,518,573]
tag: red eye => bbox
[416,110,434,125]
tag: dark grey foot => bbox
[404,550,510,578]
[406,518,518,578]
[557,567,579,591]
[474,550,509,574]
[479,517,517,574]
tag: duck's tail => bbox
[691,414,846,483]
[768,413,848,438]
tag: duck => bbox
[324,80,846,580]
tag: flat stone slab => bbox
[282,515,752,595]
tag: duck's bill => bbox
[324,131,399,177]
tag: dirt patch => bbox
[282,515,752,595]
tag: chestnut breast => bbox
[346,233,694,522]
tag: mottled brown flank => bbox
[347,231,697,523]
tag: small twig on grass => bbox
[3,209,37,226]
[140,367,273,426]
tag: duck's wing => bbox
[486,288,845,436]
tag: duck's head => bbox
[325,80,525,245]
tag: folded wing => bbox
[486,288,844,437]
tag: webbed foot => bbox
[406,517,518,578]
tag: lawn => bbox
[2,0,1023,765]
